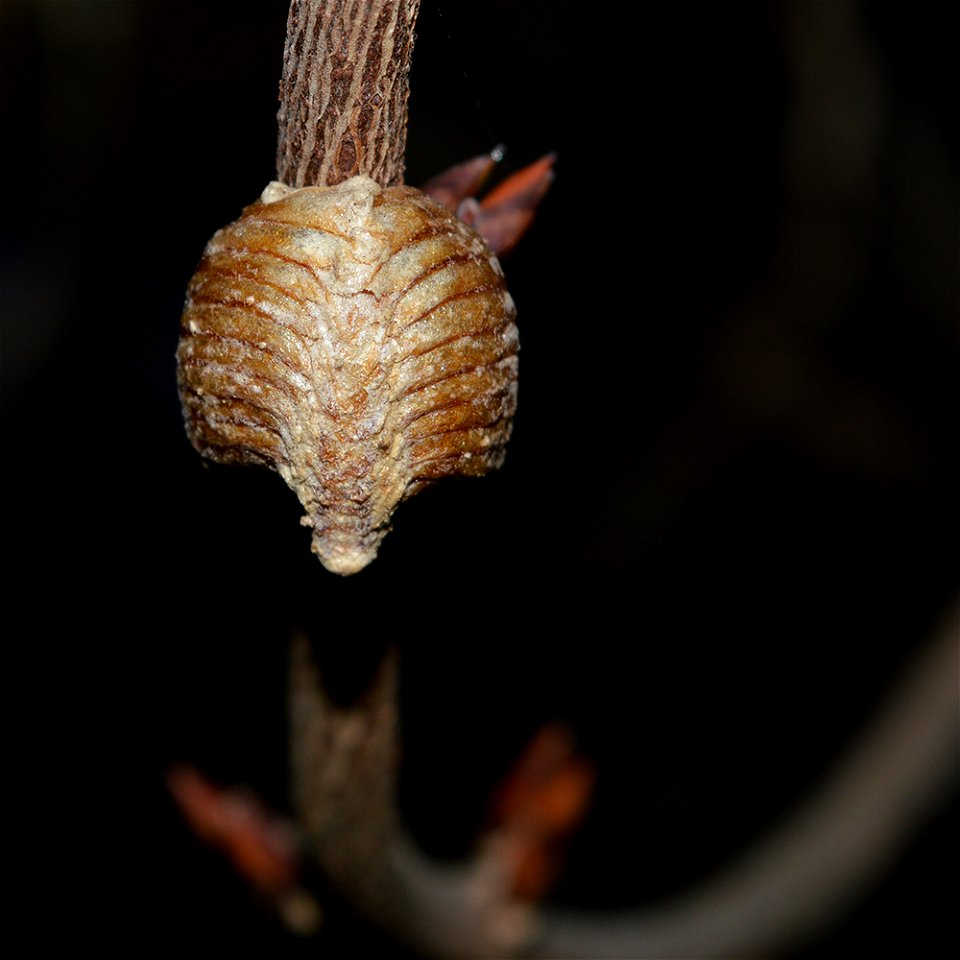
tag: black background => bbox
[2,1,956,954]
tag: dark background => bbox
[2,1,956,954]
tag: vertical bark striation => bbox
[276,0,421,188]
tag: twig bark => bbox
[276,0,420,188]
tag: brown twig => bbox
[276,0,420,188]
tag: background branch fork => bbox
[286,607,957,958]
[289,635,538,958]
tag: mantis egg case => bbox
[177,176,518,575]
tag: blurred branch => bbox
[588,0,947,567]
[288,634,539,957]
[278,602,956,958]
[533,606,958,958]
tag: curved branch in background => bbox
[534,608,958,958]
[276,0,420,187]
